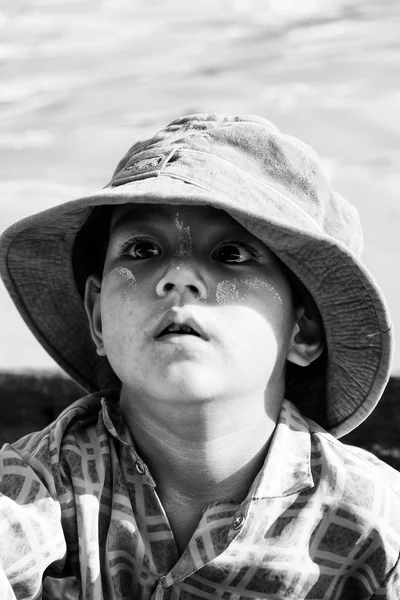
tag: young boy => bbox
[0,113,399,600]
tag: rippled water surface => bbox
[1,0,399,371]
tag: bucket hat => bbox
[0,113,393,438]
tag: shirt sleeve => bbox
[0,439,68,600]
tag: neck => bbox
[120,387,283,507]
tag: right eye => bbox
[123,239,161,260]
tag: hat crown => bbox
[111,113,363,257]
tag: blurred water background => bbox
[1,0,400,374]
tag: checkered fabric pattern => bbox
[1,394,400,599]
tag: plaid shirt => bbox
[1,393,400,600]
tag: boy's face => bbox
[86,203,297,407]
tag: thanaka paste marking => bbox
[174,212,192,259]
[215,280,240,304]
[215,277,282,305]
[104,267,137,288]
[243,278,282,303]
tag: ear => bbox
[84,275,106,357]
[287,307,324,367]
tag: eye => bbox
[123,239,161,260]
[212,242,258,264]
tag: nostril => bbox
[163,283,198,294]
[157,281,204,299]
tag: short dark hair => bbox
[73,206,114,299]
[73,205,327,425]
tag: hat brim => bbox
[0,174,393,437]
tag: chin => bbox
[153,364,225,402]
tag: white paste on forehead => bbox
[174,212,192,259]
[104,266,137,287]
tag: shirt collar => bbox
[248,399,314,499]
[101,392,138,450]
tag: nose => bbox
[155,261,208,300]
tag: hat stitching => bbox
[327,350,389,437]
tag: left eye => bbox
[212,243,254,264]
[126,240,161,260]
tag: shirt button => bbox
[135,460,145,475]
[232,515,244,530]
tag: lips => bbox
[154,312,209,341]
[159,323,201,337]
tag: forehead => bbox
[110,203,251,235]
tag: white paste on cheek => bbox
[104,266,137,288]
[174,212,192,259]
[215,277,283,305]
[215,280,240,304]
[242,278,283,304]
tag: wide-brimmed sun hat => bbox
[0,113,393,438]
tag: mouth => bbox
[154,314,209,341]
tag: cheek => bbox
[100,267,143,340]
[213,304,281,385]
[212,275,295,366]
[103,266,137,290]
[214,276,292,326]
